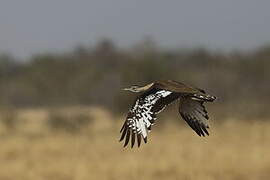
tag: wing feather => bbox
[120,89,176,147]
[131,133,136,148]
[119,124,127,141]
[124,129,130,147]
[137,134,141,147]
[179,97,210,136]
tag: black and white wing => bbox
[179,97,210,136]
[120,90,177,148]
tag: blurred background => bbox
[0,0,270,180]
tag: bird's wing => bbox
[179,97,210,136]
[120,89,177,148]
[151,92,180,114]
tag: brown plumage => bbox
[120,80,216,148]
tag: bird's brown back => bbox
[154,80,200,94]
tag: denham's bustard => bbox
[120,80,216,148]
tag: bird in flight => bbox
[120,80,216,148]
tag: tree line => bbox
[0,39,269,119]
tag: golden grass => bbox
[0,107,270,180]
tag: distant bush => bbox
[0,107,18,131]
[47,111,93,133]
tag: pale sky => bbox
[0,0,270,58]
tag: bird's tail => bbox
[193,93,216,102]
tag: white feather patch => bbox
[127,90,172,138]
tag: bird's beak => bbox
[122,88,129,91]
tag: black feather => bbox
[143,137,147,143]
[184,115,201,136]
[120,122,126,133]
[119,126,127,141]
[193,121,202,136]
[124,130,130,147]
[201,125,209,136]
[195,121,205,136]
[137,134,141,147]
[131,133,135,148]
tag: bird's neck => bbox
[136,83,154,92]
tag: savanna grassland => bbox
[0,106,269,180]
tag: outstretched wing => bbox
[120,89,177,148]
[179,97,210,136]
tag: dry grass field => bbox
[0,107,269,180]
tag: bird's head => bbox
[122,85,140,92]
